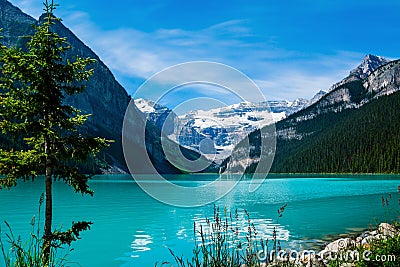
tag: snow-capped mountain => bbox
[177,102,284,160]
[135,98,281,161]
[350,54,390,79]
[135,90,324,162]
[134,98,177,135]
[268,98,308,115]
[134,98,208,151]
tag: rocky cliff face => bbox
[363,59,400,98]
[308,90,327,106]
[350,54,391,80]
[0,0,131,170]
[134,98,177,135]
[328,54,390,92]
[278,54,393,136]
[0,0,35,47]
[134,98,208,152]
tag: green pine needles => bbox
[0,0,110,265]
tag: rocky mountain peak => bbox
[328,54,390,92]
[350,54,390,80]
[308,90,327,106]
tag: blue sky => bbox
[9,0,400,109]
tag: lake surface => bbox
[0,174,399,266]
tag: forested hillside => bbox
[268,90,400,173]
[225,57,400,174]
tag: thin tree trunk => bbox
[43,140,53,266]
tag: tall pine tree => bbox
[0,1,109,264]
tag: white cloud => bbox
[255,73,338,101]
[249,52,364,100]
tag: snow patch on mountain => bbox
[134,98,156,113]
[135,90,325,162]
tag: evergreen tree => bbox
[0,1,109,264]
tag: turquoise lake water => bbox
[0,174,399,266]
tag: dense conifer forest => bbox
[245,91,400,173]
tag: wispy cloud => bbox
[59,10,367,102]
[8,1,367,104]
[252,51,364,100]
[61,13,258,79]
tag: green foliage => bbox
[51,221,92,247]
[0,1,109,190]
[0,0,110,265]
[275,90,400,173]
[356,235,400,267]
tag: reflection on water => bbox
[191,213,290,243]
[131,231,153,257]
[128,209,291,262]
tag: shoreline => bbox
[272,222,399,266]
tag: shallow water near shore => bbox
[0,174,399,266]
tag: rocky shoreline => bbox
[311,222,398,266]
[323,223,397,252]
[262,223,398,267]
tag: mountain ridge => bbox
[328,54,390,92]
[135,90,325,162]
[223,54,400,173]
[277,54,392,131]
